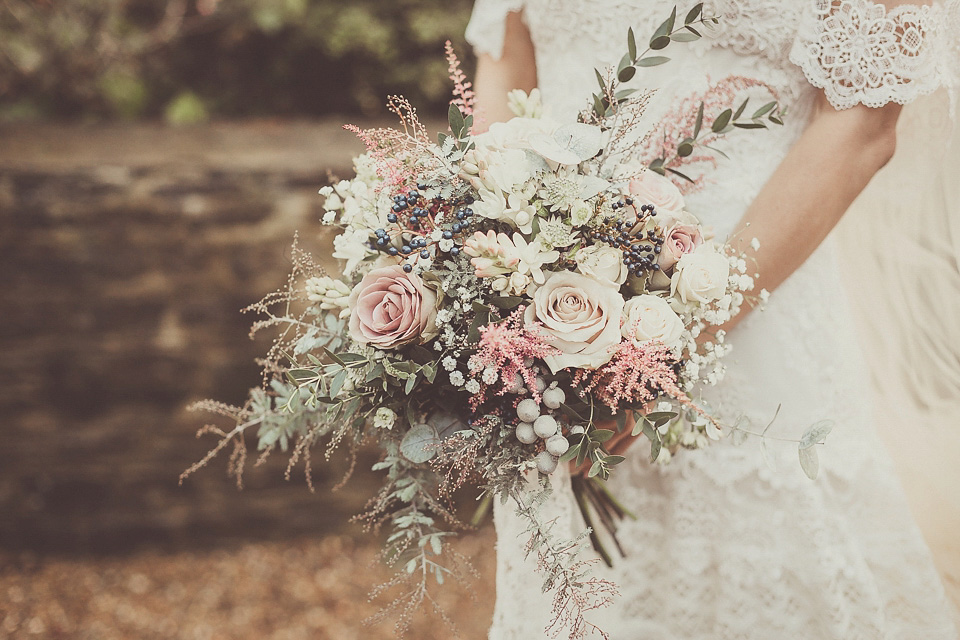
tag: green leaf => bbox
[627,26,638,60]
[798,445,819,480]
[677,139,694,157]
[733,122,768,129]
[694,101,705,137]
[685,25,702,37]
[769,115,784,126]
[666,167,695,183]
[287,368,317,382]
[650,6,677,42]
[649,434,662,463]
[752,101,777,119]
[641,419,657,441]
[636,56,671,67]
[587,460,603,478]
[329,368,348,398]
[593,94,606,119]
[631,419,646,437]
[712,108,733,132]
[489,296,524,309]
[649,35,672,50]
[404,375,417,395]
[646,411,678,426]
[400,423,440,464]
[733,98,749,120]
[603,455,625,466]
[322,347,346,367]
[615,411,628,433]
[685,3,704,24]
[591,429,615,443]
[558,444,581,462]
[448,103,465,138]
[670,31,700,42]
[595,68,606,91]
[799,420,834,450]
[618,66,636,82]
[437,131,448,148]
[617,52,633,74]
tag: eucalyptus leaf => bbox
[636,55,670,67]
[490,295,524,309]
[712,108,733,132]
[603,455,626,466]
[329,368,347,398]
[752,101,777,118]
[671,31,700,42]
[649,36,672,50]
[799,420,834,450]
[559,444,581,462]
[627,26,637,60]
[733,98,749,120]
[618,65,636,82]
[591,429,615,443]
[685,3,703,24]
[400,423,440,464]
[649,434,662,463]
[587,460,603,478]
[798,445,819,480]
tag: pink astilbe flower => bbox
[445,40,475,118]
[343,96,432,189]
[468,307,561,410]
[573,340,685,414]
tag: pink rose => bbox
[627,171,685,219]
[658,221,703,272]
[348,266,438,349]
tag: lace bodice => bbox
[467,0,959,113]
[467,1,960,639]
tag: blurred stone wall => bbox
[0,121,392,555]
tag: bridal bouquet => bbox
[184,5,799,638]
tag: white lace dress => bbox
[465,1,960,638]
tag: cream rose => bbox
[575,244,629,288]
[348,265,439,349]
[524,271,624,373]
[628,171,685,217]
[621,294,685,351]
[670,246,730,305]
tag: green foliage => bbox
[0,0,474,121]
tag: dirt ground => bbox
[0,532,497,640]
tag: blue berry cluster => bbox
[590,200,665,277]
[367,185,476,272]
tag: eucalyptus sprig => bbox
[649,97,787,182]
[589,3,717,121]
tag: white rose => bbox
[621,294,684,351]
[670,246,730,305]
[628,171,685,217]
[524,270,624,373]
[575,244,628,287]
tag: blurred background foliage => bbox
[0,0,475,123]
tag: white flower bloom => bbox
[570,199,593,226]
[512,234,560,284]
[442,356,458,371]
[482,367,499,384]
[670,246,731,305]
[438,238,454,252]
[465,379,481,394]
[373,407,396,430]
[318,186,334,197]
[323,193,343,211]
[575,243,628,287]
[507,88,544,119]
[622,294,685,351]
[449,370,465,387]
[321,211,337,224]
[502,193,537,234]
[537,216,578,249]
[305,276,352,318]
[750,237,761,251]
[333,228,375,275]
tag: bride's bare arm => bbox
[473,11,537,130]
[727,93,900,325]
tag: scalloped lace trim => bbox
[788,0,957,110]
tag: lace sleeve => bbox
[465,0,525,60]
[788,0,959,110]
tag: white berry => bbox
[533,376,547,393]
[569,425,585,435]
[533,414,558,438]
[536,451,559,474]
[542,387,566,409]
[516,398,541,423]
[505,372,524,394]
[545,434,569,456]
[515,422,537,444]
